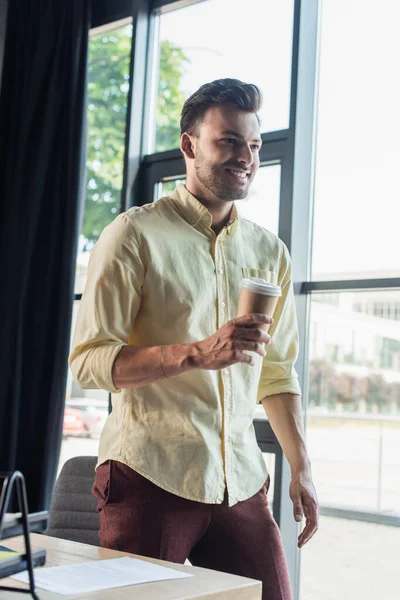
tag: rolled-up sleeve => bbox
[257,242,302,402]
[69,213,144,393]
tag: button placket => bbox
[216,238,233,496]
[215,241,226,328]
[223,366,233,497]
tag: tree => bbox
[365,374,391,413]
[83,26,132,244]
[155,41,190,152]
[81,30,189,245]
[308,359,338,409]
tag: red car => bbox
[63,407,85,438]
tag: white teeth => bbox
[227,169,247,178]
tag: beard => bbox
[193,147,253,201]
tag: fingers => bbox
[205,314,273,369]
[233,313,274,328]
[225,349,255,367]
[239,353,255,366]
[232,323,272,346]
[293,496,303,523]
[297,494,319,548]
[298,518,316,548]
[236,341,267,358]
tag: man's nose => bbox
[236,143,253,168]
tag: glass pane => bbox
[300,515,398,600]
[151,0,294,152]
[236,164,280,235]
[301,290,400,597]
[59,301,109,475]
[311,1,400,280]
[157,177,186,201]
[307,290,400,513]
[75,23,133,294]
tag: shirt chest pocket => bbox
[242,267,278,284]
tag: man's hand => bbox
[289,469,319,548]
[193,313,273,370]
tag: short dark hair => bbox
[180,78,262,135]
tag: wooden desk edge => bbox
[2,534,262,600]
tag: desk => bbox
[2,534,262,599]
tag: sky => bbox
[158,0,400,279]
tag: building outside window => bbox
[301,1,400,598]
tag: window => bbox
[236,164,280,235]
[157,176,186,201]
[43,1,400,596]
[60,301,109,474]
[149,0,294,153]
[311,0,400,281]
[308,289,400,497]
[303,289,400,595]
[313,293,340,307]
[303,3,400,588]
[75,23,133,295]
[61,22,133,473]
[372,301,400,321]
[396,304,400,320]
[380,338,400,370]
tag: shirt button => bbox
[224,369,229,375]
[221,301,226,308]
[219,268,224,274]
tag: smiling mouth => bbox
[225,168,249,182]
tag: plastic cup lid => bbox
[239,277,281,296]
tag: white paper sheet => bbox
[12,556,193,595]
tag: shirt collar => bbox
[170,184,239,236]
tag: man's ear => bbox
[180,132,195,160]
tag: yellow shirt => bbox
[69,184,301,506]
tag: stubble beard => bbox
[194,151,252,202]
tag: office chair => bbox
[46,456,100,546]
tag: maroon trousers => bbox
[92,460,292,600]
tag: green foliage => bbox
[308,359,338,409]
[155,41,189,152]
[308,358,400,414]
[160,178,186,197]
[82,31,189,243]
[82,26,132,243]
[365,374,391,411]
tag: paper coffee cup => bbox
[237,277,281,331]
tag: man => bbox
[70,78,318,600]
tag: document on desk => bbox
[12,556,193,595]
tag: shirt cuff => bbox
[72,342,126,393]
[256,378,302,404]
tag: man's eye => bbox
[251,144,261,151]
[222,138,236,144]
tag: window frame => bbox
[72,1,400,597]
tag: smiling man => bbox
[70,78,319,600]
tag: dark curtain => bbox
[0,0,90,511]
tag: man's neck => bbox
[185,184,233,235]
[209,205,233,235]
